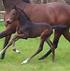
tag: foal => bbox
[0,7,54,64]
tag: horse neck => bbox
[2,0,30,11]
[19,14,32,26]
[15,6,31,25]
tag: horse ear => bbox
[14,6,17,11]
[14,6,21,14]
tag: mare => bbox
[0,0,70,60]
[0,4,69,64]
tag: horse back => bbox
[16,2,70,26]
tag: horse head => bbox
[5,8,19,24]
[6,6,31,25]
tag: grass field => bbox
[0,22,70,71]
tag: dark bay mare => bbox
[0,0,30,59]
[1,4,70,63]
[0,0,70,60]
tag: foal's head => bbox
[6,8,19,24]
[6,6,31,25]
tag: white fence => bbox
[0,11,5,22]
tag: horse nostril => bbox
[6,19,12,24]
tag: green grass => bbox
[0,22,70,71]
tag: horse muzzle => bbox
[6,19,13,24]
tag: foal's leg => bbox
[21,38,45,64]
[39,30,62,60]
[21,29,53,64]
[46,38,55,61]
[0,35,19,56]
[0,35,11,59]
[12,40,20,53]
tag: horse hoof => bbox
[21,58,29,64]
[0,54,5,60]
[0,50,4,55]
[0,56,4,60]
[38,57,44,60]
[15,50,20,53]
[13,49,20,54]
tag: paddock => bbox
[0,21,70,71]
[0,0,70,71]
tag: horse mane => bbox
[14,6,32,25]
[15,7,31,21]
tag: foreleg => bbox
[39,30,62,60]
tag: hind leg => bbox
[21,36,45,64]
[0,34,19,57]
[1,35,20,59]
[1,35,11,59]
[12,41,20,53]
[45,38,55,62]
[39,30,62,60]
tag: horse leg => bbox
[0,34,19,56]
[21,38,45,64]
[21,29,53,64]
[39,30,62,60]
[0,31,8,38]
[0,26,14,59]
[63,28,70,42]
[12,41,20,53]
[0,35,11,59]
[46,38,55,62]
[0,33,20,56]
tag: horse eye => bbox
[13,13,16,15]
